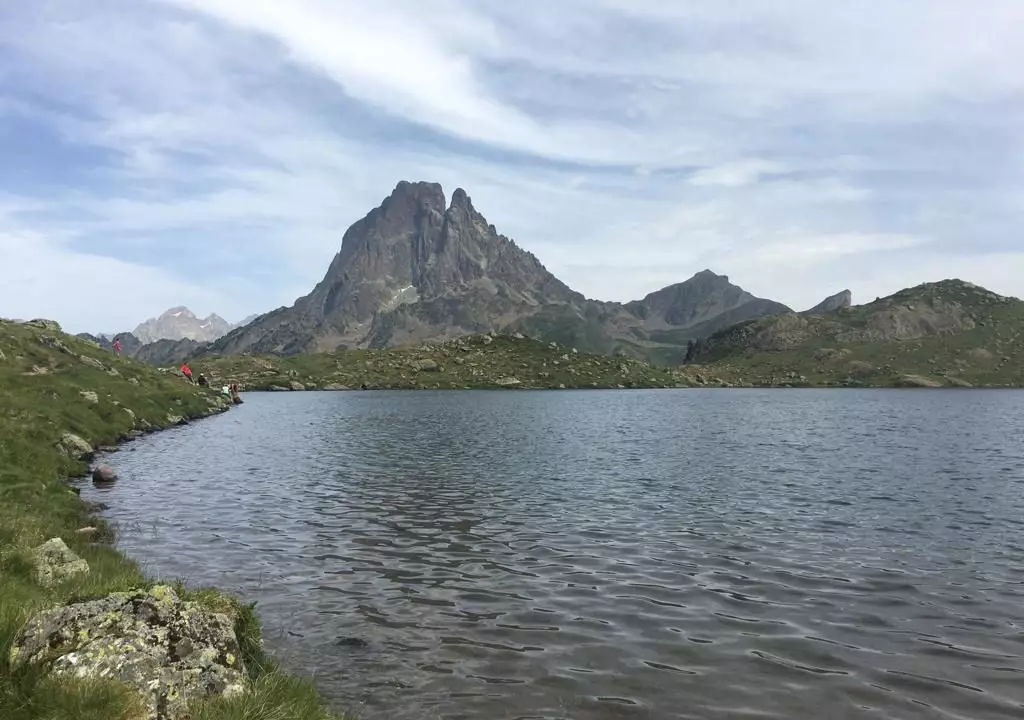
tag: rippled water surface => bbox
[83,389,1024,719]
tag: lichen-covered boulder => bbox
[10,585,247,720]
[32,538,90,587]
[59,432,93,459]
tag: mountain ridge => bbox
[202,181,792,361]
[132,307,236,344]
[682,279,1024,387]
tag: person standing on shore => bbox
[180,362,194,384]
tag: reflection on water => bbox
[83,389,1024,719]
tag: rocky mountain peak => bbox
[202,180,794,358]
[804,290,852,315]
[164,306,196,319]
[132,307,236,344]
[625,270,785,330]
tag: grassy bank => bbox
[0,319,340,719]
[196,333,685,391]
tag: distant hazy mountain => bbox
[132,307,234,344]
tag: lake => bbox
[81,389,1024,719]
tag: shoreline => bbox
[0,319,344,720]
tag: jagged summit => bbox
[196,180,797,359]
[804,290,852,315]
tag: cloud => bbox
[0,231,251,333]
[0,0,1022,332]
[689,160,786,188]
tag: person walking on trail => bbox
[180,362,194,383]
[113,337,122,355]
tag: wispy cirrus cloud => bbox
[1,0,1022,332]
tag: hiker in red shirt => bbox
[180,362,194,383]
[113,337,122,355]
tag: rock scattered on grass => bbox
[10,585,247,720]
[59,432,93,459]
[31,537,89,587]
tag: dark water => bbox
[82,390,1024,720]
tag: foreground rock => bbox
[59,432,94,459]
[10,585,247,720]
[31,537,90,587]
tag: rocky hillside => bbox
[626,269,790,332]
[202,181,792,362]
[685,280,1024,387]
[196,333,693,391]
[133,307,234,344]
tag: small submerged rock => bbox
[335,636,369,649]
[92,464,118,485]
[9,585,247,720]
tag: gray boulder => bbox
[289,380,306,391]
[412,358,440,372]
[31,538,89,587]
[495,376,522,387]
[59,432,93,459]
[80,390,99,404]
[9,585,247,720]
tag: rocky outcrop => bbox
[804,290,852,315]
[9,585,246,720]
[31,538,90,587]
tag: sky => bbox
[1,1,1023,333]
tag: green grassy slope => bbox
[686,280,1024,387]
[0,319,341,719]
[194,333,685,390]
